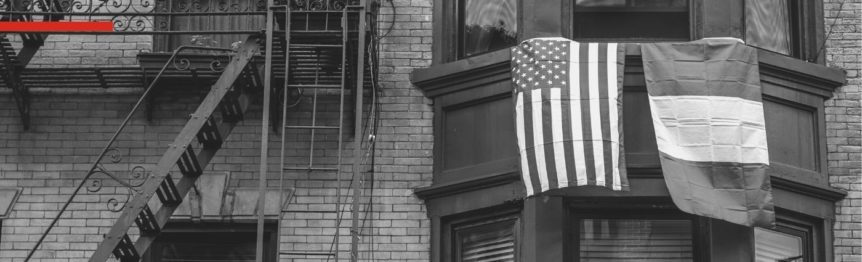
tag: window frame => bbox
[441,206,521,262]
[742,0,825,63]
[755,209,828,262]
[142,222,278,262]
[567,0,694,42]
[435,0,522,63]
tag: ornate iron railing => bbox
[0,0,361,33]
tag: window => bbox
[577,219,694,261]
[444,208,520,262]
[143,223,277,262]
[745,0,802,57]
[755,211,824,262]
[572,0,690,41]
[459,0,519,58]
[569,206,701,262]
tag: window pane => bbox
[153,232,261,262]
[579,219,693,261]
[745,0,793,55]
[755,228,804,262]
[573,0,689,40]
[461,0,518,57]
[456,219,517,262]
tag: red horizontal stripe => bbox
[0,22,114,32]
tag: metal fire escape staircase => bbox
[87,36,263,262]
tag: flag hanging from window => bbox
[511,37,629,196]
[641,38,775,227]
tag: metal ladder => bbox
[273,2,367,261]
[87,36,263,262]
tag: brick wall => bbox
[0,0,433,261]
[7,34,152,68]
[824,0,862,261]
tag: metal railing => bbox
[0,0,360,34]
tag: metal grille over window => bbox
[461,0,518,58]
[456,218,518,262]
[745,0,794,56]
[578,219,694,261]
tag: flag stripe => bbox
[598,43,614,188]
[540,88,559,190]
[588,43,606,186]
[559,47,578,187]
[648,95,769,164]
[531,88,550,192]
[607,43,623,190]
[515,93,534,196]
[579,43,597,185]
[569,42,587,186]
[522,88,543,194]
[550,88,570,187]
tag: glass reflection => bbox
[461,0,518,57]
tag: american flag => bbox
[512,38,628,196]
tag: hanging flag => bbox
[512,37,629,197]
[641,38,775,227]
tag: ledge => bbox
[411,43,847,99]
[771,176,847,203]
[413,170,521,200]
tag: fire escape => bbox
[0,0,376,261]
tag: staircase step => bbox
[155,174,182,207]
[285,125,339,130]
[133,205,161,236]
[286,84,343,89]
[279,251,336,256]
[176,145,203,177]
[111,234,140,262]
[220,97,245,123]
[196,118,223,149]
[290,43,343,48]
[283,166,339,171]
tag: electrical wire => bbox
[813,0,846,62]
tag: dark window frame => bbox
[567,0,694,42]
[142,222,278,262]
[435,0,522,63]
[441,205,521,262]
[566,200,708,262]
[743,0,826,63]
[755,208,828,262]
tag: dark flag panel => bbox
[511,38,629,197]
[641,38,775,227]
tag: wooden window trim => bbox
[441,206,521,262]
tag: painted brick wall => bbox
[824,0,862,261]
[0,0,433,261]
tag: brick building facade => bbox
[0,0,858,261]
